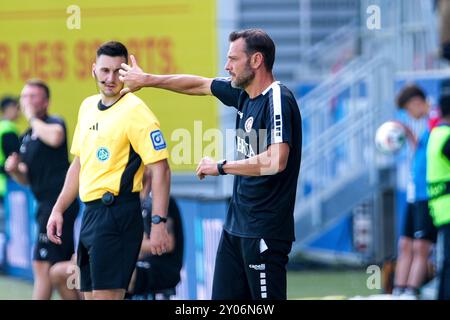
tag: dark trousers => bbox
[212,230,292,300]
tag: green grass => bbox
[0,269,380,300]
[287,269,381,299]
[0,275,33,300]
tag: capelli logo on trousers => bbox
[249,264,266,271]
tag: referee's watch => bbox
[151,215,167,224]
[217,159,227,175]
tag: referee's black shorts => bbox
[212,230,292,300]
[77,193,143,292]
[33,199,79,265]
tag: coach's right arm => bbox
[119,55,213,96]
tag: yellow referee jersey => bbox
[71,93,169,202]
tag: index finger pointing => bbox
[121,63,131,71]
[130,54,137,67]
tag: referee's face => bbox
[93,55,126,97]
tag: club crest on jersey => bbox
[245,117,254,133]
[96,147,110,162]
[150,130,166,150]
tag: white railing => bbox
[295,55,395,230]
[360,0,441,71]
[294,0,439,237]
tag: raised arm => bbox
[29,118,65,148]
[119,55,213,96]
[22,104,65,148]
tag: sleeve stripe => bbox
[269,82,283,144]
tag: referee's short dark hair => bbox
[26,79,50,100]
[97,41,128,64]
[396,84,426,109]
[229,29,275,72]
[0,95,18,112]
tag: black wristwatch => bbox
[217,159,227,175]
[151,215,167,224]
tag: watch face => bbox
[152,215,161,224]
[151,215,166,224]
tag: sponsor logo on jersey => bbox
[236,136,256,158]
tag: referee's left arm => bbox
[146,158,171,256]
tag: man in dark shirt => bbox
[119,29,302,300]
[5,79,79,300]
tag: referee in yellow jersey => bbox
[46,41,171,300]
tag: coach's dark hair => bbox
[396,84,426,109]
[229,29,275,72]
[96,41,128,63]
[26,79,50,100]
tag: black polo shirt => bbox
[211,78,302,242]
[19,115,70,203]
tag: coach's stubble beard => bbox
[231,62,255,89]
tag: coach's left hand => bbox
[196,157,219,180]
[119,55,145,95]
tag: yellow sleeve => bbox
[127,104,169,165]
[70,121,80,157]
[70,101,85,157]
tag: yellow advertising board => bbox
[0,0,218,171]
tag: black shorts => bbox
[33,200,79,265]
[212,230,292,300]
[402,200,437,243]
[77,193,143,292]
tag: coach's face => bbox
[93,55,126,97]
[225,38,255,89]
